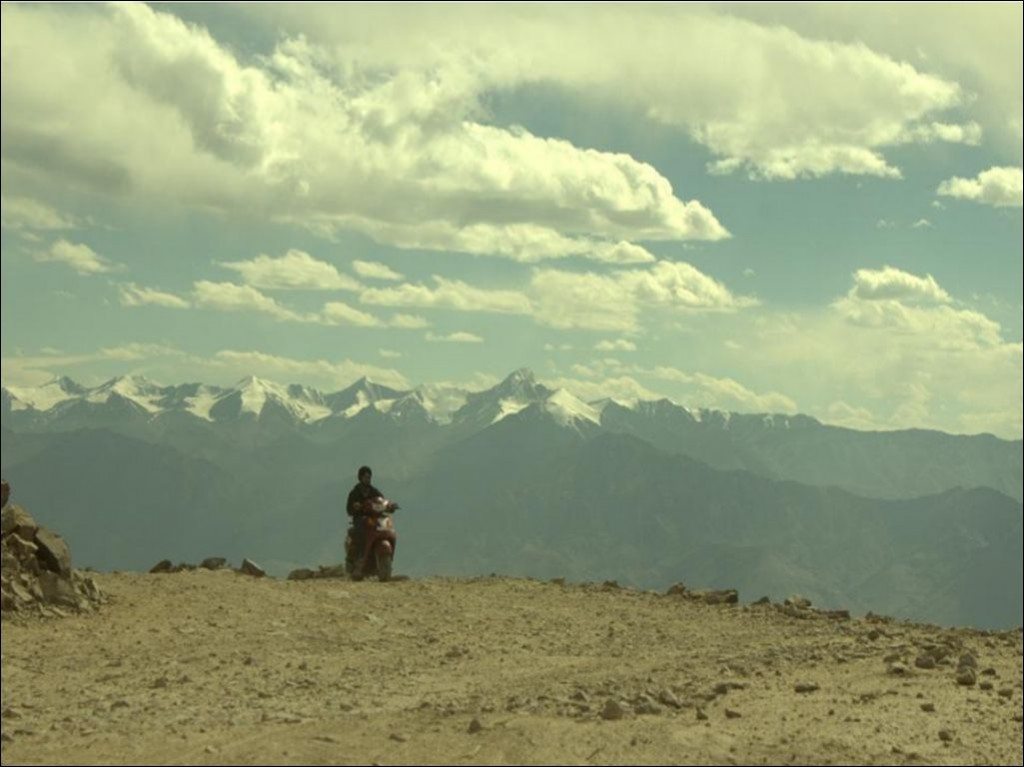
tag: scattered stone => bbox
[288,568,315,580]
[149,559,174,574]
[467,718,483,734]
[390,732,409,742]
[794,683,819,694]
[915,655,936,670]
[696,709,708,721]
[600,700,625,721]
[725,708,742,719]
[887,662,909,676]
[666,583,687,596]
[920,702,935,713]
[997,688,1014,698]
[938,729,954,742]
[979,681,994,691]
[152,676,168,689]
[199,557,227,570]
[239,558,265,578]
[867,629,881,641]
[601,580,620,590]
[633,695,661,715]
[785,596,812,609]
[958,653,978,669]
[658,689,681,708]
[956,667,977,686]
[1,505,37,539]
[753,596,771,605]
[692,589,739,605]
[980,667,997,676]
[571,689,590,703]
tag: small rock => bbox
[725,708,741,719]
[600,700,625,720]
[794,682,819,694]
[467,718,483,734]
[152,676,168,689]
[997,687,1013,698]
[149,559,174,574]
[288,568,315,581]
[867,629,881,640]
[920,702,935,713]
[696,709,708,721]
[938,729,954,742]
[958,653,977,669]
[956,667,977,686]
[914,655,936,670]
[980,667,997,676]
[199,557,228,570]
[752,596,771,605]
[785,595,811,609]
[390,732,408,742]
[1013,712,1023,723]
[979,681,993,691]
[658,689,681,708]
[887,662,909,676]
[239,558,265,578]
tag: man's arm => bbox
[346,486,363,516]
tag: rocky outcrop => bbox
[1,504,103,616]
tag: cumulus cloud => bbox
[936,166,1023,208]
[595,339,637,352]
[219,250,361,290]
[321,301,383,327]
[207,350,409,390]
[388,314,430,329]
[192,281,310,322]
[33,239,114,275]
[352,260,403,281]
[848,266,951,304]
[532,260,755,332]
[0,3,727,266]
[362,276,533,315]
[1,196,78,232]
[561,358,797,413]
[245,4,976,181]
[119,283,190,309]
[425,331,483,343]
[911,218,933,229]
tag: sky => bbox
[1,2,1021,438]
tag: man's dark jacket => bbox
[347,481,383,519]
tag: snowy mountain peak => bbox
[544,389,601,427]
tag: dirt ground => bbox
[1,570,1022,765]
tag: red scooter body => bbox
[345,497,399,581]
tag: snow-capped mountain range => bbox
[1,368,756,431]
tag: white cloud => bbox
[937,166,1023,208]
[219,249,361,290]
[362,276,533,315]
[911,218,933,229]
[33,239,114,275]
[352,260,404,281]
[595,339,637,352]
[321,301,383,327]
[378,348,402,359]
[248,5,976,181]
[531,261,755,332]
[557,360,797,413]
[876,219,897,229]
[1,196,78,232]
[388,313,430,329]
[0,343,185,386]
[207,350,409,390]
[192,281,310,322]
[848,266,951,304]
[425,331,483,343]
[119,283,190,309]
[0,3,727,266]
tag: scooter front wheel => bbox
[376,547,393,582]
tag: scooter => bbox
[345,497,400,582]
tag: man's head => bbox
[358,465,372,484]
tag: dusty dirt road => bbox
[2,570,1022,765]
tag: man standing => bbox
[346,466,383,576]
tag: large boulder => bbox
[1,503,103,617]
